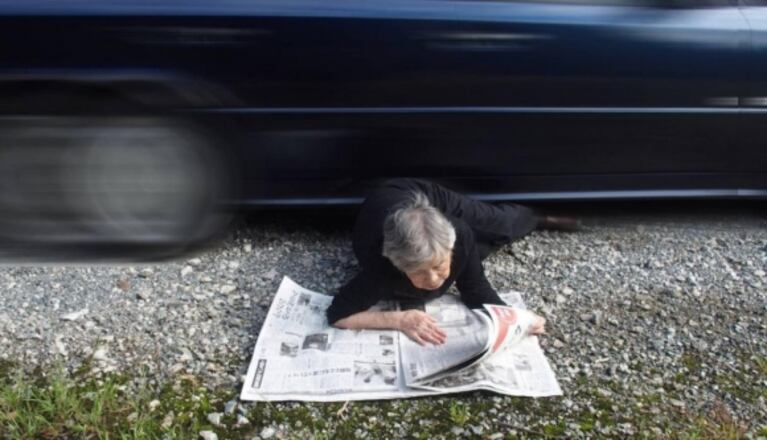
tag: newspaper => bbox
[401,298,542,387]
[240,276,562,401]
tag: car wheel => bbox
[0,116,235,261]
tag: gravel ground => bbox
[0,201,765,438]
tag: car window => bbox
[483,0,734,7]
[661,0,736,7]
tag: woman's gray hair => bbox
[382,191,456,273]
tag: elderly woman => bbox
[327,179,573,345]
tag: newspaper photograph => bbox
[240,276,562,402]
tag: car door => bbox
[200,0,748,198]
[67,0,749,199]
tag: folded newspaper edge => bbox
[240,276,562,402]
[403,304,540,386]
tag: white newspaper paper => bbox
[240,276,562,401]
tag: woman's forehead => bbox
[417,253,451,270]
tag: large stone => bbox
[207,412,223,427]
[199,431,218,440]
[224,400,238,415]
[60,308,88,321]
[220,285,237,294]
[93,346,109,362]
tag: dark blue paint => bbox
[0,0,763,203]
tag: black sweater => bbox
[326,180,505,324]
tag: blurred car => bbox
[0,0,765,259]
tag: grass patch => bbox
[0,363,233,439]
[447,401,470,426]
[666,402,749,440]
[0,362,762,439]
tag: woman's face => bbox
[405,252,452,290]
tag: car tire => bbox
[0,116,235,261]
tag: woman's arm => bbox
[326,270,387,325]
[333,310,401,330]
[334,309,447,346]
[455,235,505,308]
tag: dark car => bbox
[0,0,765,258]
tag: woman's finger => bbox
[529,316,546,335]
[419,327,441,344]
[420,333,435,345]
[410,332,426,346]
[530,325,546,335]
[429,331,446,345]
[428,334,443,346]
[425,322,446,338]
[425,328,445,345]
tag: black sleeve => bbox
[326,270,389,325]
[455,239,505,309]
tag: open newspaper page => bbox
[241,276,438,401]
[241,278,561,401]
[412,293,563,397]
[412,336,562,396]
[400,294,494,386]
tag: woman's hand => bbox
[396,310,447,346]
[528,314,546,335]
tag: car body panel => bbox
[0,0,764,204]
